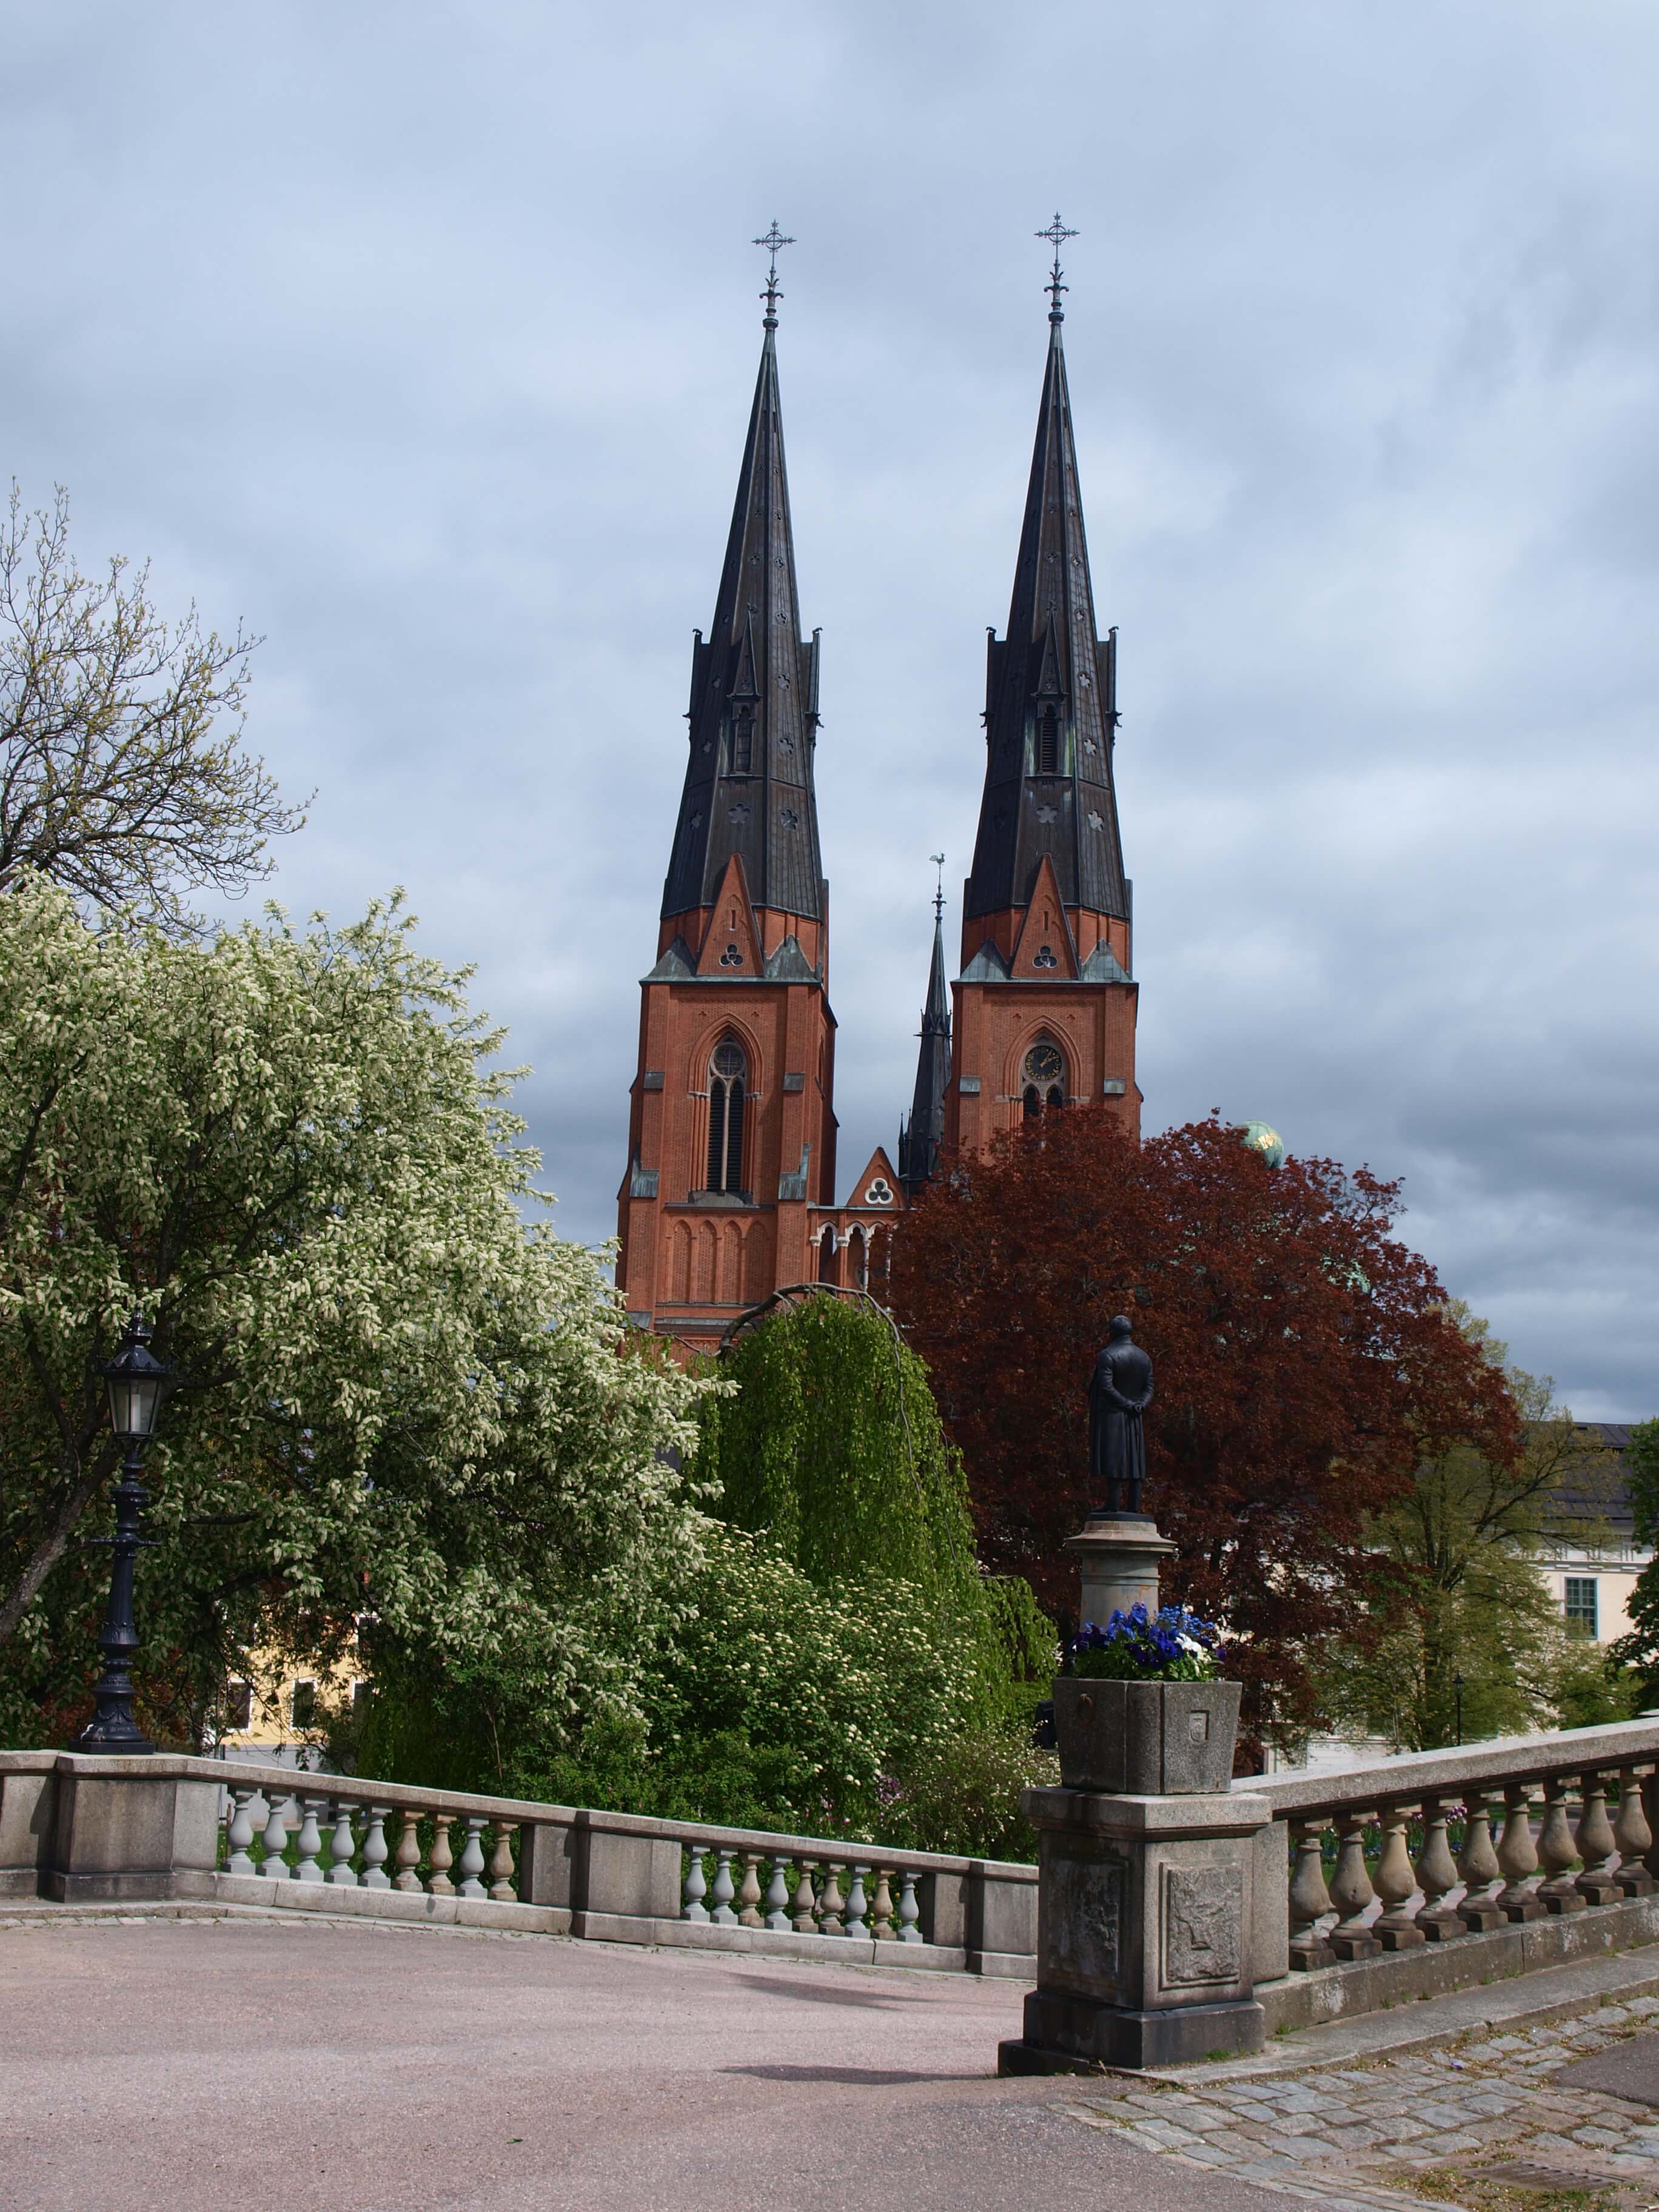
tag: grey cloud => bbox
[2,0,1654,1414]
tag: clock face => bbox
[1024,1042,1064,1085]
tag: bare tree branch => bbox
[0,484,308,931]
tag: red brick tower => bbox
[616,240,844,1346]
[941,226,1140,1158]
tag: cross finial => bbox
[930,852,946,922]
[754,220,795,329]
[1036,212,1078,323]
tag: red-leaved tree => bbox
[889,1112,1520,1758]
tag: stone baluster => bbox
[1410,1796,1463,1942]
[1644,1769,1659,1885]
[427,1815,455,1896]
[488,1823,518,1903]
[709,1848,737,1926]
[763,1858,793,1932]
[361,1808,391,1889]
[1615,1769,1655,1897]
[791,1861,819,1934]
[1455,1792,1504,1931]
[1575,1772,1622,1905]
[225,1788,258,1875]
[1287,1819,1336,1969]
[259,1792,291,1876]
[1496,1782,1544,1920]
[843,1866,871,1939]
[1537,1777,1586,1913]
[456,1817,488,1899]
[293,1797,327,1882]
[736,1853,763,1928]
[393,1810,424,1893]
[870,1868,896,1940]
[1372,1804,1424,1949]
[818,1862,845,1936]
[1327,1809,1380,1959]
[896,1871,923,1944]
[682,1846,709,1922]
[326,1801,359,1886]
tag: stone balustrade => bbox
[0,1749,1036,1976]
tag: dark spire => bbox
[964,221,1128,925]
[899,858,951,1193]
[662,228,825,923]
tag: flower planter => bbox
[1051,1675,1241,1795]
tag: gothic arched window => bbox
[1021,1040,1065,1120]
[706,1039,746,1194]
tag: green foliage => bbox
[1607,1418,1659,1701]
[1324,1310,1624,1750]
[695,1291,980,1607]
[0,874,711,1748]
[875,1725,1059,1861]
[368,1526,1000,1840]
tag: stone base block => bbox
[1503,1895,1547,1923]
[1419,1912,1468,1943]
[45,1869,180,1903]
[1458,1900,1506,1932]
[1017,1986,1264,2070]
[1619,1871,1657,1899]
[1330,1931,1380,1960]
[1542,1888,1588,1915]
[1376,1922,1426,1951]
[1577,1877,1625,1907]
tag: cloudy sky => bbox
[5,4,1655,1415]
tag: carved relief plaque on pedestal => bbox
[1161,1864,1243,1988]
[1042,1852,1124,1996]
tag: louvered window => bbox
[1037,706,1059,776]
[706,1039,747,1193]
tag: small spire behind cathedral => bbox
[1036,212,1078,324]
[754,220,795,330]
[899,862,952,1196]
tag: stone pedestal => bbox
[1065,1513,1177,1628]
[999,1783,1272,2073]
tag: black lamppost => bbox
[76,1311,173,1754]
[1453,1671,1466,1749]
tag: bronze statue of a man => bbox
[1088,1314,1154,1516]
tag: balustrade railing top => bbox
[1236,1716,1659,1821]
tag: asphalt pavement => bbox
[0,1911,1305,2212]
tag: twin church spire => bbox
[620,220,1139,1346]
[661,224,825,927]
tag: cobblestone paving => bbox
[1060,1998,1659,2212]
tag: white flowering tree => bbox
[0,874,711,1746]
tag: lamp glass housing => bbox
[107,1369,165,1443]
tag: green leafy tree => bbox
[1328,1311,1630,1748]
[0,486,304,932]
[1609,1419,1659,1703]
[358,1293,1059,1853]
[0,874,710,1748]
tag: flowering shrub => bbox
[1070,1603,1225,1682]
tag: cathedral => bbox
[616,226,1140,1347]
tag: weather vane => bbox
[754,220,795,327]
[1036,212,1078,321]
[931,852,945,921]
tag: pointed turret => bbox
[964,251,1127,924]
[898,877,952,1195]
[660,284,825,925]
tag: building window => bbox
[706,1039,746,1193]
[225,1679,252,1731]
[729,707,754,774]
[290,1678,318,1730]
[1021,1041,1065,1119]
[1564,1578,1599,1637]
[817,1224,838,1282]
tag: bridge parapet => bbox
[0,1748,1036,1977]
